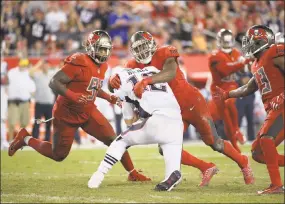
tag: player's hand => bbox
[109,95,122,108]
[212,86,229,101]
[133,77,153,99]
[108,74,121,89]
[65,89,88,104]
[270,93,284,111]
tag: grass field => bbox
[1,143,284,203]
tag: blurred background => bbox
[1,0,284,148]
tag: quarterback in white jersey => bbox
[88,66,184,191]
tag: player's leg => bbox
[257,108,284,195]
[189,93,254,184]
[43,104,53,142]
[1,91,9,149]
[8,117,76,162]
[32,103,43,139]
[81,108,150,181]
[88,117,153,188]
[154,116,183,191]
[7,102,19,142]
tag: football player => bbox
[109,31,254,186]
[214,25,284,195]
[88,66,183,191]
[208,29,253,152]
[8,30,150,182]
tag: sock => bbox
[98,153,119,174]
[24,136,32,145]
[121,152,135,172]
[28,138,54,159]
[260,137,282,186]
[222,140,246,168]
[160,143,182,180]
[181,149,214,172]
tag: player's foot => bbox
[8,128,29,156]
[88,171,105,188]
[234,130,246,145]
[241,156,254,185]
[128,169,151,181]
[154,170,182,192]
[199,165,219,187]
[257,184,284,195]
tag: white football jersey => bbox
[114,66,181,120]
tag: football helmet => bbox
[216,29,235,53]
[83,30,112,64]
[130,31,157,64]
[242,25,275,57]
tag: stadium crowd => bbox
[0,0,284,146]
[1,1,284,57]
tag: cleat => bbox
[128,169,151,181]
[235,130,246,145]
[155,170,182,192]
[199,165,219,187]
[88,171,105,188]
[257,184,284,195]
[241,156,255,185]
[8,128,29,156]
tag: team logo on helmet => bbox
[89,33,100,44]
[142,32,152,41]
[254,29,259,36]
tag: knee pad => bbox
[103,137,116,146]
[251,150,265,164]
[53,153,68,162]
[210,138,224,153]
[158,145,163,156]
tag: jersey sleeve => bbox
[122,101,135,120]
[60,63,82,80]
[61,53,86,80]
[125,59,137,68]
[268,44,284,59]
[163,46,180,58]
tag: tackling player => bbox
[109,31,254,186]
[8,30,150,182]
[209,29,253,152]
[88,66,183,191]
[214,25,284,195]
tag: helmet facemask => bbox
[130,37,157,64]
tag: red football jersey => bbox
[251,43,284,112]
[209,48,244,92]
[126,45,196,109]
[56,53,108,113]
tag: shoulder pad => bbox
[267,43,284,58]
[64,53,89,67]
[125,59,137,68]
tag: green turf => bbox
[1,144,284,203]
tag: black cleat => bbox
[154,170,182,192]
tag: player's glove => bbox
[133,77,153,99]
[270,92,284,111]
[109,95,122,108]
[65,89,88,104]
[108,74,121,89]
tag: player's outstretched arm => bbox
[49,70,87,104]
[148,57,177,84]
[228,77,258,98]
[97,89,121,107]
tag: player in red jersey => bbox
[109,31,254,186]
[208,29,253,152]
[214,25,284,194]
[8,30,150,182]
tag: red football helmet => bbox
[130,31,157,64]
[216,29,235,53]
[83,30,112,64]
[242,25,275,57]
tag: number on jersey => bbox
[86,77,103,101]
[255,67,272,95]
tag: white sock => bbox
[160,143,182,180]
[24,136,32,145]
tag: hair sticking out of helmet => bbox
[130,31,157,64]
[216,29,235,53]
[83,30,112,64]
[242,25,275,58]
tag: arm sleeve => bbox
[269,44,284,59]
[209,55,245,78]
[122,101,135,120]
